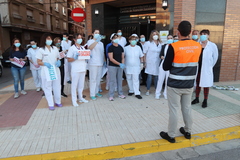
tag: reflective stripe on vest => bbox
[172,62,198,67]
[169,74,196,80]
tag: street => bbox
[0,66,32,90]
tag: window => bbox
[27,9,35,22]
[39,0,43,4]
[56,19,60,28]
[62,7,66,15]
[63,22,67,30]
[12,4,22,19]
[40,13,44,24]
[55,3,59,12]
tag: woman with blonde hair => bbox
[144,30,162,95]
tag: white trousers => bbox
[126,74,140,95]
[89,65,102,97]
[31,69,41,88]
[64,58,71,81]
[155,65,169,97]
[71,71,86,104]
[41,74,61,107]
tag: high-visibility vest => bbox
[168,40,202,88]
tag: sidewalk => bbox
[0,77,239,160]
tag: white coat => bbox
[144,41,162,76]
[199,41,218,87]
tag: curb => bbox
[1,126,240,160]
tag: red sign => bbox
[71,8,86,22]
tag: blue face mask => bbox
[173,40,178,43]
[130,40,137,46]
[167,39,173,44]
[94,34,100,39]
[117,32,122,36]
[140,38,145,42]
[56,43,61,47]
[200,35,208,41]
[46,40,52,46]
[113,39,119,44]
[192,35,198,40]
[76,38,83,44]
[14,43,21,47]
[32,45,37,48]
[63,37,67,41]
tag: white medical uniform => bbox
[155,44,170,98]
[144,41,162,75]
[36,46,61,107]
[61,40,72,82]
[67,45,87,105]
[199,41,218,87]
[118,36,127,47]
[27,47,41,89]
[87,39,104,97]
[125,45,144,95]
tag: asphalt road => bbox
[0,66,32,90]
[113,139,240,160]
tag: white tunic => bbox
[124,45,144,74]
[199,41,218,87]
[36,46,60,77]
[27,47,40,70]
[67,45,87,73]
[87,39,104,66]
[61,40,72,51]
[118,36,127,47]
[144,41,162,75]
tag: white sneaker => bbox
[79,98,89,103]
[21,90,27,95]
[146,91,150,96]
[155,96,160,100]
[164,95,168,99]
[36,88,41,92]
[14,92,19,99]
[73,103,79,107]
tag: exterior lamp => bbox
[94,8,99,16]
[162,0,168,10]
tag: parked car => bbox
[1,47,29,67]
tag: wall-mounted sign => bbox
[120,4,156,14]
[71,8,86,22]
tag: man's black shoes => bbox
[160,131,176,143]
[135,95,142,99]
[179,127,191,139]
[128,93,134,96]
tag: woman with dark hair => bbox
[67,33,89,107]
[54,37,67,97]
[191,29,218,108]
[36,33,62,111]
[9,38,28,98]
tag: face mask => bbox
[167,39,173,44]
[140,38,145,42]
[76,38,83,44]
[173,40,178,43]
[130,40,137,46]
[63,37,67,41]
[153,35,158,40]
[32,45,37,48]
[46,40,52,46]
[136,39,139,42]
[117,32,122,36]
[56,43,61,47]
[94,34,100,39]
[14,43,21,47]
[192,35,198,40]
[200,35,208,41]
[113,39,119,44]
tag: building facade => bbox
[0,0,68,52]
[85,0,240,82]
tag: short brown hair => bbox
[128,36,136,41]
[200,29,210,35]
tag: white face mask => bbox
[153,35,158,40]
